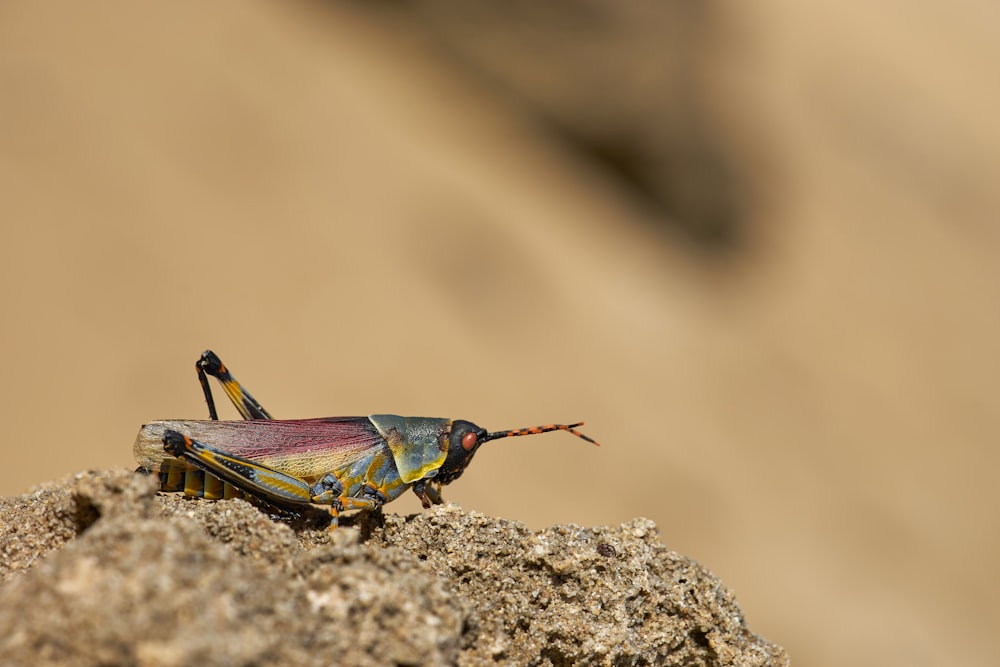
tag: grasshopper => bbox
[135,350,598,527]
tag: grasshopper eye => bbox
[461,431,478,451]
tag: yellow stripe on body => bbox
[204,473,224,499]
[164,463,185,491]
[184,470,204,497]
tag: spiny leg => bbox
[323,496,383,530]
[310,474,381,525]
[162,430,313,509]
[196,350,273,420]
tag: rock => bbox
[0,469,788,666]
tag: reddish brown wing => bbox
[134,417,386,481]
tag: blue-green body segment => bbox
[368,415,451,483]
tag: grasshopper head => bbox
[435,420,488,485]
[434,419,599,485]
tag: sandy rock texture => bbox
[0,470,787,667]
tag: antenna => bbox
[483,422,599,446]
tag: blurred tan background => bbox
[2,1,998,666]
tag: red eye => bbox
[461,431,478,451]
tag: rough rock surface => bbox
[0,470,789,666]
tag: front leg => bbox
[411,479,444,509]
